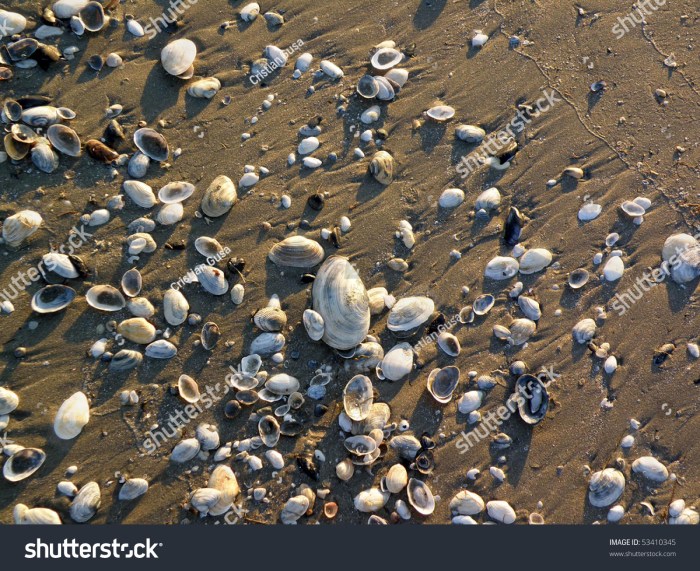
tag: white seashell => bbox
[196,423,220,451]
[354,488,389,512]
[455,124,486,143]
[42,253,79,279]
[387,297,434,332]
[438,188,465,208]
[662,233,700,284]
[572,318,596,344]
[383,464,408,494]
[620,200,645,217]
[239,172,259,188]
[187,77,221,99]
[426,105,455,121]
[264,45,287,66]
[119,478,149,501]
[178,375,200,403]
[631,456,668,483]
[360,105,381,124]
[265,449,284,470]
[159,181,194,204]
[578,203,602,221]
[336,458,355,481]
[485,256,519,280]
[398,220,415,249]
[620,435,634,448]
[52,0,89,19]
[486,500,516,524]
[343,375,373,421]
[190,488,222,516]
[670,508,700,525]
[240,2,260,21]
[230,283,245,304]
[367,287,388,315]
[89,338,108,359]
[0,10,27,37]
[407,479,435,515]
[303,309,325,341]
[156,203,184,225]
[688,342,700,359]
[197,265,229,295]
[607,505,625,522]
[302,157,322,169]
[604,356,618,374]
[0,387,19,415]
[453,515,478,525]
[170,438,200,462]
[145,340,177,359]
[2,210,43,248]
[370,48,402,70]
[437,332,460,356]
[449,490,485,516]
[123,181,157,208]
[54,391,89,440]
[201,175,237,218]
[161,38,197,78]
[669,499,686,518]
[163,289,189,325]
[588,468,625,507]
[519,248,553,274]
[126,18,145,36]
[518,296,541,321]
[281,495,309,524]
[14,504,61,525]
[320,60,343,79]
[457,390,483,414]
[603,256,624,281]
[295,53,313,72]
[472,31,489,47]
[385,68,408,87]
[265,373,299,395]
[70,482,100,523]
[378,343,413,381]
[208,465,240,516]
[298,137,319,155]
[475,187,501,211]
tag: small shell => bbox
[370,47,402,70]
[53,391,90,440]
[631,456,669,483]
[254,306,287,332]
[378,342,413,381]
[485,256,519,280]
[69,482,101,523]
[281,495,310,523]
[603,256,624,281]
[250,332,285,356]
[486,500,516,524]
[620,200,645,218]
[161,38,197,78]
[156,203,184,226]
[387,296,434,332]
[128,151,150,178]
[426,105,455,121]
[475,187,501,211]
[354,488,389,513]
[265,373,299,395]
[2,210,43,248]
[383,464,408,494]
[302,309,325,341]
[123,180,157,208]
[319,60,343,79]
[163,289,189,326]
[13,504,61,525]
[144,340,178,359]
[269,236,325,268]
[519,248,553,274]
[31,285,76,314]
[190,488,221,515]
[86,285,126,311]
[158,181,195,204]
[187,77,221,99]
[509,318,536,345]
[450,490,485,516]
[178,374,200,403]
[427,366,460,403]
[568,269,590,289]
[258,415,281,447]
[336,458,355,481]
[208,465,240,516]
[588,468,625,507]
[3,448,46,482]
[572,318,596,344]
[343,375,373,421]
[117,318,156,344]
[79,1,106,32]
[473,294,495,316]
[170,438,200,463]
[109,349,143,372]
[455,124,485,143]
[518,296,541,321]
[201,175,237,218]
[121,268,142,297]
[0,387,19,415]
[239,2,260,21]
[134,127,169,162]
[357,75,379,98]
[437,332,460,356]
[119,478,149,501]
[578,203,602,221]
[47,124,81,157]
[438,188,465,209]
[197,265,229,295]
[195,423,220,451]
[407,478,435,515]
[515,374,549,424]
[457,390,484,414]
[369,151,394,185]
[201,322,221,350]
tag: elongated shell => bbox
[572,318,596,344]
[133,127,169,162]
[14,504,61,525]
[187,77,221,99]
[265,373,299,395]
[31,141,60,174]
[354,488,389,512]
[343,375,373,421]
[121,268,142,297]
[47,124,81,157]
[3,448,46,482]
[449,490,485,516]
[117,318,156,344]
[269,236,325,268]
[70,482,101,523]
[86,285,126,311]
[54,391,90,440]
[302,309,325,341]
[201,175,236,217]
[31,285,76,313]
[427,366,460,403]
[312,256,370,350]
[485,256,519,280]
[123,180,157,208]
[208,465,240,516]
[387,296,434,332]
[0,387,19,415]
[171,437,200,462]
[254,306,287,332]
[486,500,516,524]
[2,210,43,247]
[163,289,189,325]
[197,265,229,295]
[145,340,177,359]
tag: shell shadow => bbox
[413,0,447,30]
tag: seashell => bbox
[54,391,89,440]
[620,200,645,218]
[197,265,229,295]
[145,340,177,359]
[437,332,460,356]
[161,38,196,78]
[387,296,434,332]
[374,76,396,101]
[194,236,224,258]
[475,187,501,211]
[568,268,590,289]
[382,464,408,494]
[269,236,325,268]
[0,10,27,36]
[662,233,700,284]
[257,415,281,448]
[163,289,189,326]
[345,435,377,456]
[438,188,465,208]
[31,285,76,313]
[350,402,391,435]
[343,375,373,421]
[31,141,59,174]
[319,60,343,79]
[170,438,200,462]
[303,309,325,341]
[604,356,618,374]
[312,256,370,350]
[117,318,156,344]
[2,210,43,248]
[87,208,110,227]
[369,151,394,185]
[86,139,118,163]
[86,285,126,311]
[201,322,220,350]
[370,47,402,70]
[515,374,549,424]
[265,373,299,395]
[13,504,61,525]
[3,99,22,122]
[509,318,536,345]
[361,105,381,124]
[281,495,310,524]
[109,349,143,372]
[128,151,150,178]
[518,296,541,321]
[378,342,414,382]
[295,52,313,72]
[669,508,699,525]
[572,318,596,344]
[407,478,435,515]
[588,468,625,507]
[156,203,184,227]
[119,478,149,501]
[264,11,284,26]
[201,175,236,217]
[195,423,219,451]
[455,124,485,143]
[251,332,285,356]
[69,482,100,523]
[458,390,484,414]
[0,387,19,415]
[208,465,240,516]
[21,106,60,127]
[264,44,288,66]
[187,77,221,99]
[133,127,169,163]
[47,124,81,157]
[254,306,287,332]
[485,256,519,280]
[388,434,421,460]
[354,488,389,513]
[265,450,284,470]
[426,105,455,121]
[578,203,602,221]
[631,456,668,483]
[503,206,524,246]
[121,268,142,297]
[3,134,30,161]
[473,294,495,316]
[3,448,46,482]
[519,248,553,274]
[158,181,195,204]
[79,1,106,32]
[357,75,379,98]
[178,374,200,403]
[302,157,322,169]
[366,287,388,315]
[385,67,408,87]
[603,256,624,281]
[190,488,221,515]
[240,2,260,21]
[450,490,485,516]
[427,366,460,403]
[298,137,320,155]
[486,500,516,524]
[336,458,355,481]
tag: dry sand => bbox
[0,0,699,524]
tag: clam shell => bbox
[426,105,455,121]
[0,10,27,36]
[121,268,142,297]
[298,137,320,155]
[31,142,60,174]
[312,258,370,350]
[79,1,105,32]
[503,207,524,246]
[357,75,379,98]
[31,285,76,313]
[427,366,460,403]
[47,124,81,157]
[54,391,90,440]
[119,478,149,501]
[194,236,224,258]
[588,468,625,508]
[254,306,287,332]
[370,47,402,70]
[387,296,434,332]
[377,342,413,381]
[519,248,553,274]
[86,285,126,311]
[2,210,43,248]
[568,268,590,289]
[662,233,700,284]
[201,322,220,350]
[631,456,668,483]
[156,202,184,225]
[438,188,465,208]
[572,318,596,344]
[128,151,150,178]
[208,465,240,516]
[269,236,325,268]
[145,339,177,359]
[620,200,645,218]
[385,68,409,87]
[475,187,501,211]
[109,349,143,372]
[201,175,237,218]
[265,373,299,395]
[457,390,483,414]
[319,60,343,79]
[178,374,200,403]
[117,318,156,344]
[123,180,157,208]
[4,134,30,161]
[187,77,221,99]
[455,124,485,143]
[345,435,377,456]
[343,375,373,421]
[240,2,260,21]
[163,289,189,325]
[133,127,169,162]
[161,38,197,78]
[407,478,435,515]
[374,76,396,101]
[170,438,200,462]
[258,415,281,447]
[515,374,549,424]
[195,423,220,450]
[197,265,229,295]
[354,488,389,513]
[383,464,408,494]
[437,332,460,356]
[190,488,221,515]
[369,150,394,185]
[21,106,59,127]
[158,181,195,204]
[449,490,485,516]
[3,448,46,482]
[14,504,61,525]
[472,294,495,316]
[367,287,388,315]
[518,296,541,321]
[69,481,100,523]
[388,434,421,460]
[0,387,19,415]
[302,309,325,341]
[486,500,516,524]
[250,332,285,356]
[351,402,391,435]
[603,256,624,281]
[281,495,310,524]
[578,203,602,221]
[485,256,519,280]
[509,318,536,345]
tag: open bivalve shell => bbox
[31,285,76,313]
[343,375,373,421]
[515,374,549,424]
[407,478,435,515]
[427,366,460,403]
[3,448,46,482]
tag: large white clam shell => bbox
[387,296,434,332]
[519,248,553,274]
[69,481,100,523]
[449,490,485,516]
[13,504,61,525]
[312,256,370,350]
[119,478,149,501]
[377,342,413,381]
[2,210,43,248]
[269,236,325,268]
[631,456,668,483]
[208,464,240,516]
[354,488,389,512]
[161,38,197,78]
[0,10,27,37]
[53,391,90,440]
[407,478,435,515]
[163,289,189,325]
[588,468,625,507]
[485,256,519,280]
[486,500,516,524]
[201,175,237,218]
[123,180,157,208]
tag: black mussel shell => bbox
[296,454,319,480]
[300,273,316,283]
[415,449,435,474]
[427,313,446,336]
[503,206,524,246]
[419,433,436,450]
[224,399,241,419]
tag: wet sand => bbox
[1,0,699,524]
